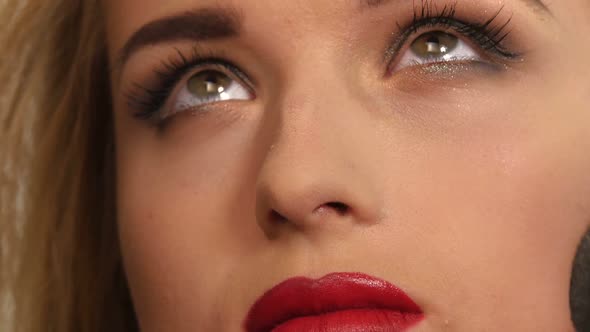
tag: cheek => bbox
[372,79,590,329]
[114,115,266,330]
[112,61,590,331]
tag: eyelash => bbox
[386,1,517,64]
[125,1,517,121]
[125,48,251,121]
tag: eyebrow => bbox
[117,0,550,68]
[117,7,242,67]
[361,0,551,13]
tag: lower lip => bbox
[271,309,422,332]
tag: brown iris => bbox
[187,70,232,98]
[411,31,459,57]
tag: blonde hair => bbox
[0,1,137,331]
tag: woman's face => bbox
[105,0,590,330]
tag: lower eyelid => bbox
[174,81,251,109]
[389,60,508,90]
[393,38,480,71]
[387,30,518,77]
[386,15,518,70]
[124,48,255,117]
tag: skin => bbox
[105,0,590,330]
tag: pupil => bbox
[204,75,221,94]
[426,36,441,53]
[426,36,439,44]
[411,31,458,58]
[188,71,230,97]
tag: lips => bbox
[244,272,424,332]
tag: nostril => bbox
[322,202,349,215]
[268,202,349,225]
[269,210,288,224]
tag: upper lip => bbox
[244,272,422,332]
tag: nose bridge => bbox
[272,52,350,153]
[254,63,381,237]
[263,51,350,173]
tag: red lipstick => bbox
[244,272,423,332]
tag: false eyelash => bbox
[387,0,517,62]
[124,47,248,121]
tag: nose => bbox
[254,81,382,238]
[256,163,377,237]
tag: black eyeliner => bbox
[384,1,519,67]
[124,47,251,122]
[126,1,522,125]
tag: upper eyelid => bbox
[125,54,255,118]
[123,6,519,119]
[168,60,253,87]
[184,62,257,100]
[383,14,517,67]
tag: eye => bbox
[164,67,253,119]
[127,53,256,124]
[393,31,480,72]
